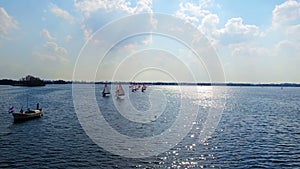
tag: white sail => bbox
[102,84,110,96]
[142,84,147,92]
[116,84,125,96]
[103,87,110,94]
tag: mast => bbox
[27,94,28,109]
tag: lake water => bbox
[0,84,299,168]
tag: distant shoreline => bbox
[0,75,46,87]
[1,79,300,87]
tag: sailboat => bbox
[102,83,110,97]
[131,84,138,92]
[141,84,147,92]
[116,84,125,99]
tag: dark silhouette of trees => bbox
[14,75,45,86]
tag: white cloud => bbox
[40,1,300,82]
[276,39,294,50]
[199,13,219,36]
[40,29,71,63]
[276,39,300,57]
[174,2,263,45]
[40,28,55,40]
[217,18,262,45]
[50,3,75,24]
[200,15,263,45]
[75,0,118,17]
[231,44,269,58]
[0,7,18,40]
[34,51,57,62]
[59,56,70,63]
[142,35,153,45]
[175,2,211,26]
[44,41,68,55]
[34,51,69,64]
[81,24,93,42]
[272,0,300,28]
[220,18,259,35]
[134,0,153,14]
[172,0,300,82]
[75,0,154,44]
[65,34,73,42]
[287,24,300,41]
[74,0,153,18]
[269,1,300,59]
[122,43,136,51]
[35,41,69,64]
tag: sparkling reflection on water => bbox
[0,84,299,168]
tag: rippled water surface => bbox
[0,84,299,168]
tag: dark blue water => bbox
[0,85,299,168]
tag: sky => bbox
[0,0,300,83]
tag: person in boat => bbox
[36,103,42,111]
[20,108,24,114]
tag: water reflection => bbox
[0,85,299,168]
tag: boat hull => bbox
[102,92,110,97]
[117,95,125,99]
[12,110,43,123]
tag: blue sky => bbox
[0,0,300,83]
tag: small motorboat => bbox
[10,102,43,123]
[12,109,43,123]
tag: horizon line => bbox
[1,78,300,86]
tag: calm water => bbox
[0,84,299,168]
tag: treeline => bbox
[0,75,74,86]
[44,80,70,84]
[0,75,46,87]
[13,75,45,86]
[0,79,15,85]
